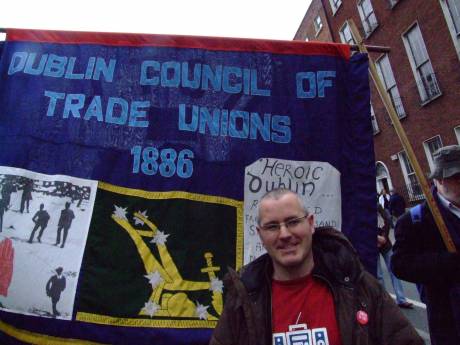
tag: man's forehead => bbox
[259,193,303,211]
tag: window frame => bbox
[370,103,380,135]
[357,0,379,37]
[440,0,460,59]
[402,22,442,105]
[339,21,356,45]
[375,54,406,119]
[398,150,423,201]
[423,135,443,171]
[329,0,343,15]
[314,15,323,36]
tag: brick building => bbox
[295,0,333,41]
[295,0,460,204]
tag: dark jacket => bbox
[210,227,423,345]
[33,209,50,227]
[46,274,66,301]
[389,193,406,218]
[377,203,392,254]
[392,198,460,345]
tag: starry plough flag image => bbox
[76,184,238,327]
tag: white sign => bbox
[244,158,341,264]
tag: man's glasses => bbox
[258,215,308,232]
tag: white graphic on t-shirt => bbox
[273,323,329,345]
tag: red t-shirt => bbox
[272,274,343,345]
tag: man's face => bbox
[257,193,315,280]
[437,173,460,206]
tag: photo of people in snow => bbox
[0,166,97,319]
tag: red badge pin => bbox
[356,310,368,325]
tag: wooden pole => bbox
[348,19,457,253]
[350,44,390,53]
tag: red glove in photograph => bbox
[0,238,14,296]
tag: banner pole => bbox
[348,19,457,253]
[350,44,390,53]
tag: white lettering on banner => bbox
[140,61,271,97]
[8,52,115,82]
[244,159,341,264]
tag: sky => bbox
[0,0,311,41]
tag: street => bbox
[380,261,431,344]
[380,228,431,344]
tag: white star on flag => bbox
[113,205,128,220]
[151,231,169,245]
[134,210,148,225]
[210,277,223,293]
[144,270,163,289]
[195,302,209,320]
[143,301,160,318]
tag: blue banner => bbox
[0,29,376,345]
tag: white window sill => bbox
[420,92,443,107]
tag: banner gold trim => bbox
[0,320,106,345]
[76,312,218,328]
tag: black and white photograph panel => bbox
[0,166,97,319]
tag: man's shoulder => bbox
[313,227,355,250]
[313,227,363,284]
[220,255,270,307]
[396,202,435,233]
[238,254,270,288]
[414,202,435,222]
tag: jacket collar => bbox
[239,227,363,293]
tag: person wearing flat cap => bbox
[391,145,460,345]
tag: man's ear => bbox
[307,214,315,233]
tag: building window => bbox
[314,15,323,36]
[329,0,342,14]
[357,0,378,36]
[403,24,441,104]
[423,135,443,171]
[398,151,423,201]
[455,125,460,143]
[370,103,379,134]
[445,0,460,33]
[375,54,406,118]
[339,22,356,45]
[440,0,460,59]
